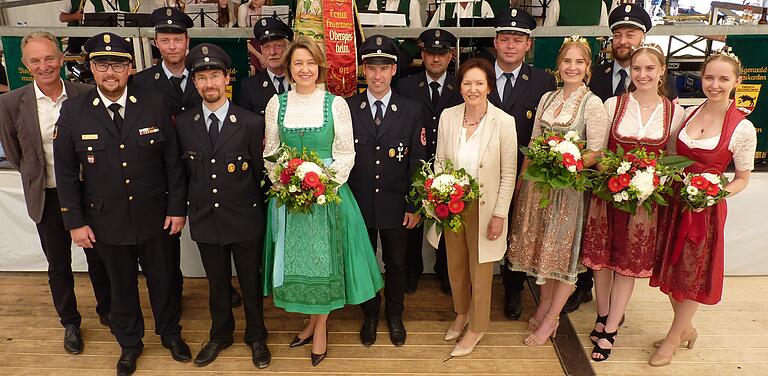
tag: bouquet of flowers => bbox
[521,130,590,207]
[266,146,341,213]
[590,145,691,215]
[680,172,729,210]
[409,160,481,232]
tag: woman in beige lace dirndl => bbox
[506,36,610,346]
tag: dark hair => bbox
[457,58,495,93]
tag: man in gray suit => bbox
[0,31,111,354]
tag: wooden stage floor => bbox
[1,272,765,375]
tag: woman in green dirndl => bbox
[262,37,384,366]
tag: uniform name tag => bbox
[81,134,99,140]
[138,127,160,136]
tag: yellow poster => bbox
[736,84,761,115]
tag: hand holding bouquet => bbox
[681,172,729,210]
[410,160,481,232]
[266,146,341,213]
[521,130,590,207]
[590,145,691,215]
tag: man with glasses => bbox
[53,32,190,376]
[0,30,111,355]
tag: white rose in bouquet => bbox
[630,169,656,201]
[564,130,580,142]
[553,140,582,159]
[295,161,324,179]
[432,174,458,193]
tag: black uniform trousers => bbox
[196,238,267,345]
[36,188,111,327]
[97,231,181,352]
[170,234,183,306]
[361,227,408,318]
[406,225,448,281]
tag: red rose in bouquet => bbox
[608,177,623,193]
[288,158,303,170]
[424,178,433,189]
[314,183,326,196]
[435,204,450,219]
[705,183,720,196]
[279,169,292,185]
[302,171,321,189]
[690,175,710,190]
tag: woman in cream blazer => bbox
[432,58,517,357]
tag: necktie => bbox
[275,75,285,94]
[377,0,387,12]
[208,113,220,146]
[502,72,514,107]
[169,75,184,96]
[108,103,123,129]
[614,69,628,96]
[429,81,441,110]
[374,100,383,127]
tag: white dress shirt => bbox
[495,61,523,99]
[34,80,68,188]
[367,0,423,26]
[267,69,289,94]
[97,88,127,120]
[162,61,188,93]
[367,89,392,119]
[202,100,230,132]
[455,115,487,178]
[611,60,629,95]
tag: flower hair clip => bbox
[562,34,589,47]
[711,46,740,63]
[631,42,664,55]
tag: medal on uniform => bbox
[227,163,236,173]
[388,148,395,158]
[419,82,425,88]
[396,144,406,161]
[81,134,99,140]
[526,110,533,119]
[138,127,159,135]
[522,74,529,81]
[87,153,95,164]
[241,161,249,171]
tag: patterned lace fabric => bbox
[263,88,356,184]
[530,85,611,151]
[669,105,757,171]
[605,94,685,143]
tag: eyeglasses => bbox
[93,62,129,73]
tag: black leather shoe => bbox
[563,288,593,314]
[251,341,271,369]
[116,350,141,376]
[387,317,406,347]
[311,351,327,367]
[504,292,523,321]
[289,334,313,348]
[99,314,111,327]
[231,287,242,308]
[63,324,83,354]
[164,339,192,362]
[405,275,419,294]
[359,316,378,347]
[439,277,452,295]
[193,341,232,367]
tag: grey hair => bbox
[21,31,61,52]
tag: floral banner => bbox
[322,0,357,97]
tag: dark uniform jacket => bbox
[175,103,265,245]
[397,72,463,160]
[346,91,426,229]
[132,63,201,117]
[0,80,91,223]
[53,86,186,245]
[237,70,279,119]
[590,62,678,102]
[488,62,556,171]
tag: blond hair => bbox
[556,42,592,85]
[628,46,668,98]
[282,36,328,84]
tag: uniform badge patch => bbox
[420,127,426,146]
[138,127,160,136]
[241,161,249,171]
[87,154,95,164]
[229,114,237,123]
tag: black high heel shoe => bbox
[310,329,327,367]
[590,314,607,345]
[591,330,617,362]
[289,334,313,348]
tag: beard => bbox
[612,45,632,62]
[203,90,223,104]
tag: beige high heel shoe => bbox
[653,328,698,349]
[450,332,484,357]
[524,314,559,346]
[527,316,541,332]
[649,348,675,367]
[444,317,469,341]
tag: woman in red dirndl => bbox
[581,44,684,362]
[649,50,757,367]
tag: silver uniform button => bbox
[210,159,216,164]
[376,146,380,150]
[375,175,380,179]
[214,203,219,208]
[212,174,217,179]
[87,146,93,151]
[212,189,218,193]
[375,188,380,192]
[376,160,380,165]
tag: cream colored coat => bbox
[427,101,517,263]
